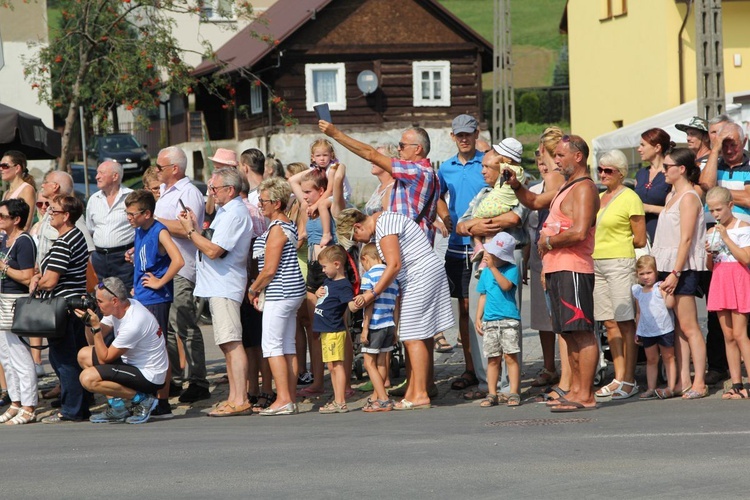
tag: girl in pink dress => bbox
[705,186,750,399]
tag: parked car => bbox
[69,163,99,202]
[86,133,150,176]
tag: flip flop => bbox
[297,387,325,398]
[393,399,431,411]
[549,400,598,413]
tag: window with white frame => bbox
[412,61,450,107]
[201,0,236,22]
[305,63,347,111]
[250,84,263,115]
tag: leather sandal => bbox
[6,408,35,425]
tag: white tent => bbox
[591,90,749,166]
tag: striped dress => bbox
[253,219,306,301]
[375,212,454,340]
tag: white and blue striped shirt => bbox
[253,219,306,301]
[360,263,398,329]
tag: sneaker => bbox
[90,405,130,424]
[125,395,157,424]
[168,382,183,398]
[150,399,174,420]
[297,371,314,385]
[178,384,211,403]
[35,363,46,378]
[705,370,728,387]
[0,391,10,406]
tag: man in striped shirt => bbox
[86,160,134,285]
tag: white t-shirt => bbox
[101,300,169,384]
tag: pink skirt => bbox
[707,262,750,312]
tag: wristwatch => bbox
[187,229,196,239]
[90,326,101,334]
[545,236,553,250]
[671,270,682,278]
[248,288,258,297]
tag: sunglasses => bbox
[597,167,618,175]
[97,281,118,298]
[0,163,15,169]
[155,163,174,172]
[398,142,419,150]
[0,213,14,220]
[663,163,680,170]
[36,201,50,209]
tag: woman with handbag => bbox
[0,199,38,424]
[29,195,91,423]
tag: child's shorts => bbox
[321,331,347,363]
[361,326,395,354]
[640,331,675,348]
[482,318,521,358]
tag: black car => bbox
[86,133,150,176]
[70,163,99,202]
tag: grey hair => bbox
[213,167,243,195]
[599,149,629,177]
[377,143,400,159]
[720,121,746,143]
[406,127,431,156]
[101,277,130,301]
[45,170,74,195]
[709,114,733,126]
[258,176,292,211]
[161,146,188,175]
[100,160,123,179]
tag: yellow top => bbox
[593,188,645,260]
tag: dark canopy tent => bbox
[0,103,61,160]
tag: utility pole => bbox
[492,0,515,142]
[695,0,724,119]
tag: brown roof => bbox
[193,0,493,77]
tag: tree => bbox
[8,0,255,170]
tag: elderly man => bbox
[76,277,169,424]
[86,160,134,285]
[508,135,600,412]
[153,146,210,403]
[437,114,488,379]
[178,168,254,417]
[677,116,711,167]
[319,121,440,244]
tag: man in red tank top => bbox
[507,135,601,412]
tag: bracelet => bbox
[90,327,101,334]
[187,229,196,239]
[369,289,378,299]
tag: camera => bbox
[498,168,512,188]
[67,294,97,312]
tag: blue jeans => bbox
[48,315,91,420]
[91,249,134,287]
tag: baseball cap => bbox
[675,116,708,134]
[483,231,516,265]
[493,137,523,164]
[452,114,479,135]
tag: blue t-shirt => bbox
[359,263,398,329]
[313,277,354,333]
[133,220,173,305]
[438,151,487,249]
[476,263,520,321]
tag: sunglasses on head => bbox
[97,281,118,298]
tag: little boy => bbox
[313,245,355,414]
[122,189,184,420]
[353,243,399,412]
[475,231,522,408]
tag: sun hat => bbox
[493,137,523,164]
[208,148,238,167]
[675,116,708,134]
[452,114,479,135]
[483,231,516,265]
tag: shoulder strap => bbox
[549,176,592,207]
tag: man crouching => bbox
[75,277,169,424]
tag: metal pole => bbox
[79,106,90,198]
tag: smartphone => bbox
[178,199,187,211]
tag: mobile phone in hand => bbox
[178,199,187,211]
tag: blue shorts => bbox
[658,270,704,298]
[640,331,675,348]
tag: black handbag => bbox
[11,295,69,339]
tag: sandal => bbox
[507,393,521,407]
[655,388,675,399]
[434,333,454,353]
[463,389,488,400]
[208,401,252,417]
[611,381,639,400]
[451,371,479,391]
[319,401,349,414]
[6,408,35,425]
[722,383,749,400]
[532,386,569,404]
[252,392,276,413]
[479,394,499,407]
[0,405,20,423]
[530,368,560,387]
[639,389,658,400]
[362,399,392,413]
[595,379,621,399]
[682,386,709,400]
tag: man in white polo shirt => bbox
[153,146,210,403]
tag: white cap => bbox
[484,231,516,265]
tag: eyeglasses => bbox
[125,209,145,218]
[36,201,50,209]
[0,163,15,169]
[597,167,618,175]
[663,163,680,170]
[0,213,13,220]
[209,184,230,193]
[155,163,174,172]
[398,142,419,150]
[97,281,118,298]
[48,209,67,216]
[258,198,273,205]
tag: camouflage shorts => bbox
[482,318,520,358]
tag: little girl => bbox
[308,139,351,246]
[471,138,524,277]
[704,186,750,400]
[632,255,676,399]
